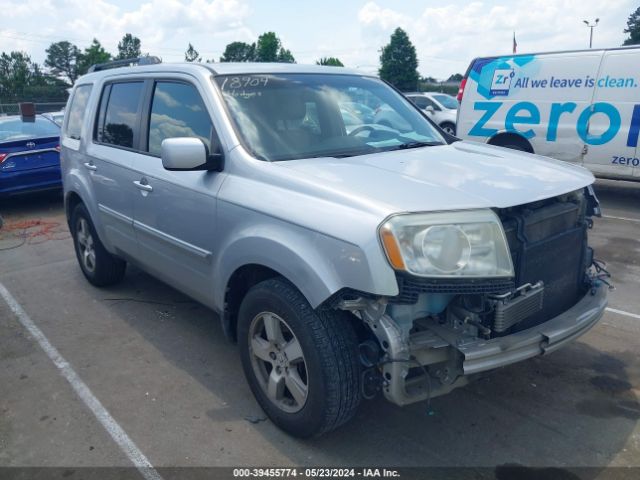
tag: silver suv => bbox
[61,58,608,437]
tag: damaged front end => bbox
[338,186,609,406]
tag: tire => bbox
[238,278,361,437]
[71,203,126,287]
[440,122,456,135]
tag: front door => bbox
[131,79,226,303]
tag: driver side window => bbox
[148,81,215,156]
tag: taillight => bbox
[0,153,7,164]
[457,77,467,103]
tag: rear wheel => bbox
[71,204,126,286]
[238,278,361,437]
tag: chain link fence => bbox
[0,102,67,117]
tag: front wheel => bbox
[238,278,362,437]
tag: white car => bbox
[405,92,458,135]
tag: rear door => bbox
[85,80,148,256]
[131,76,226,304]
[582,48,640,180]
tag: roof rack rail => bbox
[88,56,162,73]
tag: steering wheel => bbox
[348,125,376,137]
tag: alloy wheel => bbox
[248,312,308,413]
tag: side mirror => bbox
[425,105,435,114]
[161,137,223,172]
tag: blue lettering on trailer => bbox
[468,100,639,147]
[468,102,501,137]
[628,104,640,148]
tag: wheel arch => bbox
[217,237,344,342]
[487,131,534,153]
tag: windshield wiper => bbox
[386,141,444,151]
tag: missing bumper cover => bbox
[489,281,545,333]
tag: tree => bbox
[185,43,201,62]
[220,41,255,62]
[77,39,112,75]
[378,27,419,91]
[446,73,463,82]
[254,32,295,63]
[277,48,295,63]
[117,34,142,59]
[255,32,280,62]
[45,41,80,84]
[316,57,344,67]
[623,6,640,45]
[0,51,68,103]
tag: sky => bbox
[0,0,636,79]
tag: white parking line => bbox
[0,282,163,480]
[606,307,640,320]
[602,214,640,223]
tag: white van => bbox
[456,46,640,181]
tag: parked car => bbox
[42,110,65,126]
[456,45,640,181]
[0,115,61,196]
[405,92,458,135]
[62,59,607,438]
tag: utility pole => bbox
[583,18,599,48]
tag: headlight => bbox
[379,210,514,278]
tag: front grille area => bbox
[391,275,515,304]
[499,195,588,331]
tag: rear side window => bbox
[148,82,214,156]
[65,84,92,140]
[96,82,144,149]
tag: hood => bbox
[276,141,594,214]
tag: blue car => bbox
[0,115,61,196]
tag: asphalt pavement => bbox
[0,180,639,477]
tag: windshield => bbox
[214,73,445,161]
[432,94,459,110]
[0,116,60,143]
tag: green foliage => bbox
[77,39,112,75]
[220,41,256,62]
[623,6,640,45]
[316,57,344,67]
[446,73,463,82]
[45,41,80,84]
[255,32,280,62]
[221,33,295,63]
[117,34,142,59]
[185,43,201,62]
[0,51,68,103]
[379,27,419,91]
[277,48,295,63]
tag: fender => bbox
[214,228,358,312]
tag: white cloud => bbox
[0,0,253,64]
[357,0,633,78]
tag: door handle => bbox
[83,162,97,171]
[133,180,153,192]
